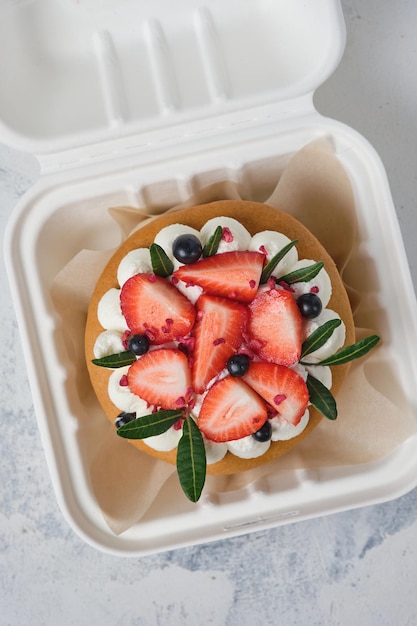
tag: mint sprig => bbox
[116,409,182,439]
[177,416,206,502]
[278,261,324,284]
[202,225,223,257]
[260,240,299,284]
[300,319,342,361]
[306,374,337,420]
[318,334,380,366]
[92,351,136,368]
[150,243,174,277]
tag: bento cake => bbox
[85,200,378,501]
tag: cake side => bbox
[85,200,356,476]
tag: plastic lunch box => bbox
[3,0,417,556]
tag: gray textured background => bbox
[2,1,417,624]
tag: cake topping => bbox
[120,273,195,344]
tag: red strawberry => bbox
[192,295,247,393]
[120,273,195,345]
[246,288,302,366]
[243,361,309,425]
[173,251,264,303]
[198,376,267,442]
[127,348,192,409]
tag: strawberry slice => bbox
[198,376,267,442]
[192,295,248,393]
[173,251,264,303]
[127,348,192,409]
[120,273,196,345]
[246,288,302,366]
[243,361,309,425]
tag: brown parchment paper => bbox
[51,139,417,535]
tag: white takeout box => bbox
[3,0,417,556]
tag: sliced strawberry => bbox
[243,361,309,425]
[192,295,247,393]
[198,376,267,442]
[120,273,195,345]
[173,251,264,303]
[246,288,302,366]
[127,348,192,409]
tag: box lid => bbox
[0,0,345,157]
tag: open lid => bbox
[0,0,345,157]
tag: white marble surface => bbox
[2,1,417,624]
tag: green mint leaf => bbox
[278,261,324,284]
[116,409,183,439]
[176,416,206,502]
[202,225,223,257]
[150,243,174,277]
[260,239,299,284]
[318,334,380,366]
[92,351,136,368]
[300,319,342,360]
[306,374,337,420]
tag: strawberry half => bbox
[198,376,268,442]
[192,295,248,393]
[127,348,192,409]
[120,273,195,345]
[246,288,302,366]
[243,361,309,425]
[173,251,264,303]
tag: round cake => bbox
[85,200,357,497]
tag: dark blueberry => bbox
[226,353,250,377]
[127,334,150,355]
[172,234,202,264]
[296,293,322,319]
[252,421,272,442]
[114,412,136,428]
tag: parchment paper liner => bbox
[51,140,416,535]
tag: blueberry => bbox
[127,334,150,355]
[252,421,272,442]
[172,234,202,264]
[226,354,250,377]
[114,412,136,428]
[296,293,322,319]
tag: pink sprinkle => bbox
[310,286,320,293]
[274,394,287,406]
[267,278,276,290]
[122,330,130,350]
[249,279,256,289]
[173,418,184,431]
[222,227,234,243]
[188,398,196,410]
[147,273,157,283]
[119,375,128,387]
[161,318,174,334]
[197,310,205,321]
[213,337,226,346]
[171,275,179,285]
[178,337,196,355]
[185,280,196,288]
[174,396,186,407]
[278,281,295,292]
[259,245,268,256]
[144,329,156,341]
